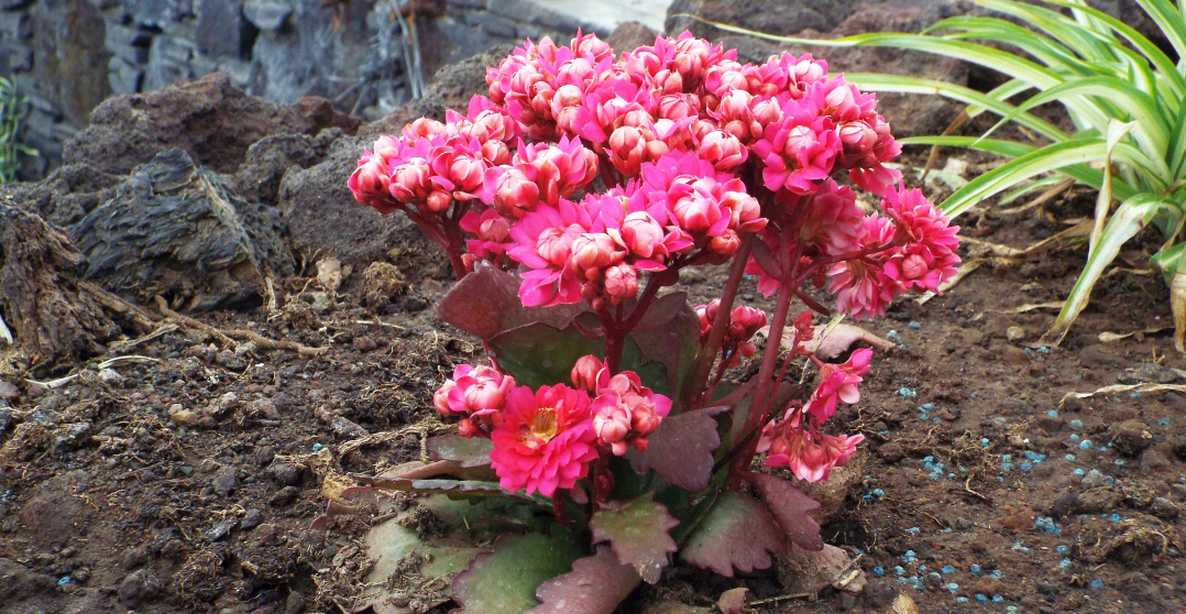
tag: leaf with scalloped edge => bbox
[589,494,679,583]
[633,405,728,492]
[453,532,583,614]
[529,546,641,614]
[679,492,784,577]
[750,473,823,551]
[427,435,494,468]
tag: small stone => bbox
[1108,419,1153,456]
[1151,497,1180,519]
[240,508,264,530]
[352,335,379,351]
[1005,326,1026,341]
[118,569,161,606]
[267,461,302,486]
[169,406,198,425]
[98,368,123,385]
[876,442,905,463]
[330,416,368,439]
[211,467,238,496]
[0,380,19,401]
[269,486,300,507]
[205,518,237,541]
[309,291,333,313]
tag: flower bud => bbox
[900,253,928,280]
[570,233,619,276]
[537,227,577,267]
[785,125,819,158]
[620,211,666,259]
[492,168,540,217]
[389,160,431,203]
[433,380,456,415]
[839,121,877,154]
[426,190,452,213]
[698,130,746,170]
[603,263,639,303]
[478,215,510,242]
[570,355,605,391]
[709,228,741,256]
[457,417,480,438]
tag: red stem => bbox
[687,235,753,408]
[732,278,794,477]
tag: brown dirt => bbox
[2,158,1185,613]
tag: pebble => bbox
[269,486,300,507]
[352,335,379,351]
[169,405,198,426]
[118,569,161,606]
[205,518,237,542]
[1006,325,1026,341]
[241,508,264,530]
[211,467,238,496]
[268,461,303,486]
[98,368,123,385]
[0,380,19,401]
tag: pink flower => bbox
[434,364,517,437]
[388,158,433,204]
[460,208,512,260]
[570,232,624,280]
[880,186,961,292]
[752,98,841,194]
[590,371,671,455]
[757,410,863,483]
[514,136,599,205]
[348,153,394,213]
[804,348,872,424]
[508,198,612,307]
[482,166,541,218]
[826,215,901,319]
[489,384,600,497]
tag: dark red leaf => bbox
[749,473,823,551]
[633,405,727,491]
[629,292,701,396]
[529,546,641,614]
[427,435,493,468]
[680,491,784,577]
[589,494,679,584]
[435,264,582,340]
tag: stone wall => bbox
[1,0,656,179]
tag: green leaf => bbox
[530,546,641,614]
[453,532,584,614]
[844,72,1067,141]
[489,322,601,388]
[679,491,784,577]
[1153,242,1186,280]
[1090,121,1135,252]
[1045,194,1173,344]
[590,494,680,584]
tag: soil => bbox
[3,152,1186,614]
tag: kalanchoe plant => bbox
[347,31,959,612]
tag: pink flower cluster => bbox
[358,32,963,499]
[434,356,670,497]
[696,299,767,366]
[757,348,872,482]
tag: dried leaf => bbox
[890,592,920,614]
[590,494,679,584]
[803,322,893,359]
[750,473,822,551]
[680,492,784,577]
[1059,382,1186,406]
[427,435,493,468]
[634,405,727,492]
[1098,324,1172,343]
[453,533,583,614]
[777,544,865,594]
[317,257,345,293]
[529,546,641,614]
[716,587,749,614]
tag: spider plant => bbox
[678,0,1186,350]
[0,76,36,184]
